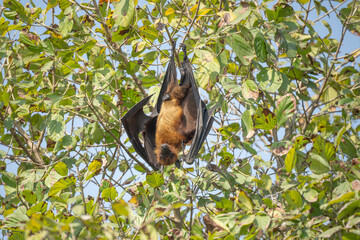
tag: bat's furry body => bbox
[155,83,192,165]
[121,44,214,170]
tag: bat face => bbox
[157,144,178,165]
[121,43,214,171]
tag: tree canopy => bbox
[0,0,360,239]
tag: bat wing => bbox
[143,116,161,170]
[180,46,214,164]
[153,48,178,115]
[185,101,214,163]
[121,95,153,163]
[121,47,178,171]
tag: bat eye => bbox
[162,93,171,101]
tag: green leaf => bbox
[3,206,29,228]
[146,172,165,188]
[226,34,253,65]
[313,136,336,161]
[257,68,283,93]
[194,50,220,89]
[62,135,77,150]
[22,190,37,204]
[2,172,16,189]
[283,190,302,209]
[238,217,255,231]
[54,162,68,176]
[303,189,318,203]
[48,176,76,196]
[275,3,294,19]
[48,113,65,142]
[253,108,276,130]
[328,192,355,206]
[241,110,254,138]
[114,0,135,28]
[134,164,146,173]
[242,141,257,155]
[335,124,350,148]
[242,79,259,100]
[258,174,272,191]
[276,94,296,127]
[102,187,118,202]
[237,191,253,211]
[76,39,97,56]
[309,153,330,174]
[319,226,343,238]
[298,0,310,4]
[19,33,35,46]
[85,159,102,180]
[338,200,360,220]
[285,147,297,173]
[59,16,73,36]
[340,137,358,159]
[254,32,267,62]
[219,122,240,136]
[254,214,271,230]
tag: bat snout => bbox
[158,144,178,165]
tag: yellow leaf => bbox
[165,7,175,16]
[197,8,212,22]
[129,196,138,205]
[190,4,198,12]
[112,200,129,216]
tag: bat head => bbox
[157,144,178,165]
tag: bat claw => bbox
[162,93,170,102]
[175,160,181,169]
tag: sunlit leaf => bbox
[283,190,302,209]
[48,176,76,196]
[146,172,164,188]
[257,68,283,93]
[102,187,118,202]
[285,147,297,173]
[237,191,253,211]
[253,108,276,130]
[328,192,355,206]
[54,162,68,176]
[114,0,135,28]
[59,16,73,36]
[112,200,129,216]
[48,113,65,142]
[22,190,37,204]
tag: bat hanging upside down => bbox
[121,43,214,170]
[155,80,193,165]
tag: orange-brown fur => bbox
[155,84,190,165]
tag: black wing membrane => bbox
[121,95,153,163]
[154,47,177,115]
[180,47,214,164]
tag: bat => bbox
[121,43,214,170]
